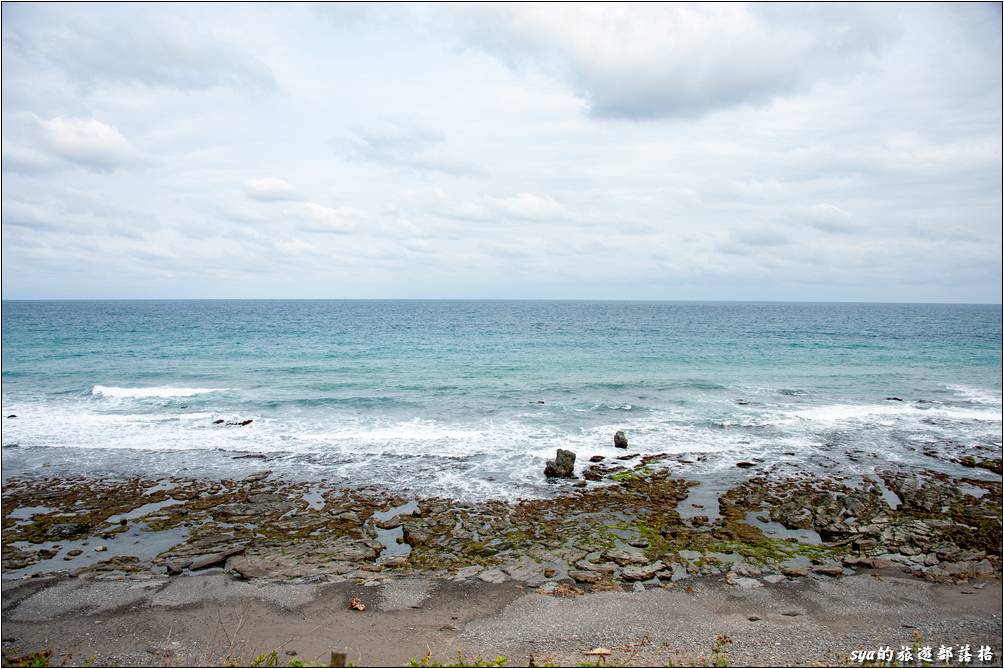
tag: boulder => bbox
[544,449,576,478]
[614,431,628,449]
[589,455,606,463]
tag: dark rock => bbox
[748,616,761,622]
[227,419,254,427]
[614,431,628,449]
[589,455,606,463]
[544,449,576,478]
[616,453,639,460]
[212,419,225,424]
[6,414,16,419]
[736,399,750,405]
[884,397,903,402]
[232,453,267,460]
[736,462,756,468]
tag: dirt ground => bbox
[2,570,1001,667]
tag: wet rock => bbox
[94,545,107,552]
[583,466,604,481]
[244,471,271,483]
[228,419,254,427]
[6,414,16,419]
[544,449,576,478]
[616,453,639,460]
[735,462,756,469]
[782,566,808,577]
[884,397,903,402]
[212,419,225,425]
[614,431,628,449]
[589,455,606,463]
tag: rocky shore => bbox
[3,453,1001,590]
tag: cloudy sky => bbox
[2,2,1001,301]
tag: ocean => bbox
[2,300,1001,500]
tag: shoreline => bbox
[2,458,1002,665]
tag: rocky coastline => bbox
[4,451,1001,590]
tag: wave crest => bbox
[91,385,221,399]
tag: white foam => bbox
[784,403,1001,424]
[947,384,1003,407]
[91,385,223,399]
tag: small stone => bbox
[782,566,808,577]
[94,545,107,552]
[589,455,605,463]
[614,431,628,449]
[762,574,786,584]
[748,616,761,622]
[736,462,756,468]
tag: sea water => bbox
[2,300,1000,500]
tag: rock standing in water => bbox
[544,448,576,478]
[614,431,628,449]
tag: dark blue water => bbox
[2,301,1001,499]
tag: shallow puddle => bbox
[744,510,822,545]
[5,523,190,579]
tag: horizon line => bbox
[2,297,1001,306]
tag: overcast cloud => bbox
[1,2,1000,301]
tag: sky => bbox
[1,2,1001,302]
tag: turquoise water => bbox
[2,300,1001,499]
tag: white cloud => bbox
[492,192,566,221]
[245,177,300,202]
[3,114,140,172]
[288,202,358,234]
[450,3,893,119]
